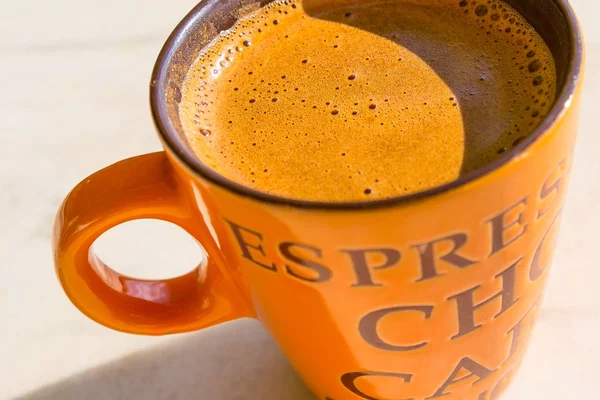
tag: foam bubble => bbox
[529,60,541,72]
[475,5,488,16]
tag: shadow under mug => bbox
[53,0,584,399]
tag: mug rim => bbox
[150,0,584,210]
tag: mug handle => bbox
[52,152,252,335]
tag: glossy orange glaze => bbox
[54,87,582,399]
[53,153,254,334]
[52,5,584,400]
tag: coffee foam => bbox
[180,0,557,202]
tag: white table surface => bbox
[1,0,598,399]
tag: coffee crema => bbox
[180,0,556,202]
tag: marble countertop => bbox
[1,0,598,399]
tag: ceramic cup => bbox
[53,0,584,398]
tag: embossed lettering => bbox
[413,233,477,282]
[427,357,493,399]
[449,260,520,339]
[488,198,528,256]
[279,242,331,282]
[341,248,401,287]
[359,305,434,351]
[490,371,514,400]
[506,299,540,360]
[341,371,413,400]
[538,160,566,219]
[225,219,276,271]
[530,212,562,281]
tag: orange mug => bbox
[52,0,584,398]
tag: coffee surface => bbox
[180,0,556,202]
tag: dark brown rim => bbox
[150,0,583,210]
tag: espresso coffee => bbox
[180,0,556,202]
